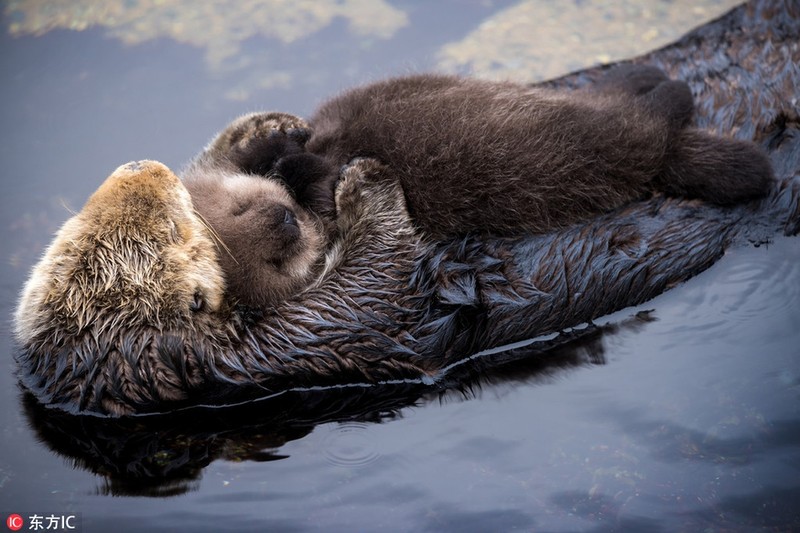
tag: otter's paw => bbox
[335,157,410,227]
[203,112,312,174]
[217,111,310,148]
[274,152,338,217]
[335,158,386,211]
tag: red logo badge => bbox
[6,514,23,531]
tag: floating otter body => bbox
[186,66,773,308]
[211,68,774,239]
[13,1,799,416]
[304,71,772,235]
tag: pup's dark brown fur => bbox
[187,68,773,309]
[182,113,333,309]
[215,69,772,238]
[183,171,325,310]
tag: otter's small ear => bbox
[190,290,205,312]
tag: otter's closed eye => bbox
[233,200,252,216]
[168,220,182,244]
[190,290,205,312]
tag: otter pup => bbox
[186,67,774,308]
[182,113,334,308]
[184,171,326,310]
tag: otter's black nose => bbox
[282,207,298,228]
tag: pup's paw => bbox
[203,112,312,174]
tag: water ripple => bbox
[321,422,381,468]
[666,241,800,339]
[712,248,800,322]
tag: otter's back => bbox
[307,74,672,237]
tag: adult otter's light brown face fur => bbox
[14,161,225,345]
[182,171,325,309]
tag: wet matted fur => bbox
[186,65,773,309]
[13,0,800,416]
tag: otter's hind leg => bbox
[657,129,774,204]
[639,80,695,130]
[597,65,695,129]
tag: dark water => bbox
[1,2,799,532]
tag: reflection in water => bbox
[550,486,800,532]
[22,315,634,497]
[4,0,407,69]
[3,0,408,100]
[5,0,746,95]
[704,247,799,324]
[437,0,743,82]
[655,242,800,349]
[421,506,536,532]
[543,416,800,530]
[551,469,800,530]
[619,416,800,466]
[687,486,800,530]
[321,421,381,468]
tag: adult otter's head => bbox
[13,156,429,416]
[182,171,326,309]
[14,161,225,345]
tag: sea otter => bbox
[13,1,799,416]
[14,153,797,416]
[13,157,428,415]
[185,66,773,309]
[13,161,227,345]
[183,168,327,311]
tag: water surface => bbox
[1,1,797,531]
